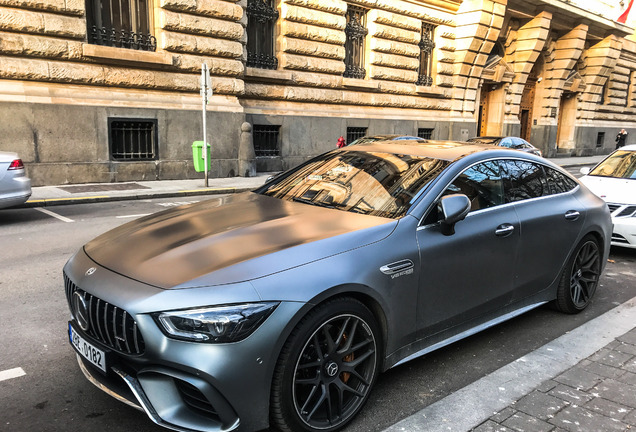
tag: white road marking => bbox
[0,367,26,382]
[383,295,636,432]
[116,214,151,219]
[34,207,74,223]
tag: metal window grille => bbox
[343,4,368,79]
[246,0,279,69]
[417,23,436,86]
[253,125,280,157]
[417,128,434,139]
[85,0,156,51]
[109,118,158,161]
[596,132,605,148]
[346,127,367,145]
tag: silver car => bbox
[64,140,611,432]
[0,151,31,209]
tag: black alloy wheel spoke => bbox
[293,313,377,429]
[569,241,600,308]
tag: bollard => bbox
[238,122,256,177]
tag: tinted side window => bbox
[442,161,504,212]
[501,159,550,202]
[544,166,578,194]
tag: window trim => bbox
[417,157,580,228]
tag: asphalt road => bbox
[0,187,634,432]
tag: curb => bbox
[21,187,254,208]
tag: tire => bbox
[553,235,601,314]
[270,298,380,432]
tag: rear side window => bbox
[441,160,504,212]
[544,166,578,194]
[500,159,550,202]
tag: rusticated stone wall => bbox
[0,0,245,95]
[246,0,456,112]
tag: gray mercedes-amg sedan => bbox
[63,140,611,432]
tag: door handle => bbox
[565,210,580,220]
[495,224,514,237]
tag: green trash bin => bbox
[192,141,211,172]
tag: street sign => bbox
[200,63,212,103]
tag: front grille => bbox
[175,379,219,420]
[64,273,145,355]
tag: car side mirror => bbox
[439,194,471,236]
[579,167,591,175]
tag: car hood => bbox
[579,175,636,205]
[84,192,396,289]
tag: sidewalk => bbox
[23,154,606,208]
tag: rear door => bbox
[500,159,585,301]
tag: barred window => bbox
[85,0,156,51]
[417,128,434,139]
[109,119,158,161]
[417,23,436,86]
[596,132,605,148]
[343,4,368,79]
[346,127,367,145]
[253,125,280,157]
[247,0,279,70]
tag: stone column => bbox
[238,122,256,177]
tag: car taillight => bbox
[8,159,24,170]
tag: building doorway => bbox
[519,78,536,141]
[556,92,577,150]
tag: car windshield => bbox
[259,150,449,219]
[589,150,636,179]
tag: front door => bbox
[415,161,520,338]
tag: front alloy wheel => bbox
[554,235,601,314]
[271,298,380,432]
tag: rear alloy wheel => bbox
[271,298,380,432]
[554,235,601,314]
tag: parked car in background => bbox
[63,140,610,432]
[347,134,425,145]
[0,151,31,209]
[467,136,542,156]
[579,144,636,249]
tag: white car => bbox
[0,151,32,209]
[579,144,636,249]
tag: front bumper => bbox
[612,216,636,249]
[64,249,304,432]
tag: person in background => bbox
[337,136,346,148]
[616,129,628,149]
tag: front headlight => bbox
[154,302,279,343]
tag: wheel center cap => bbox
[325,361,339,377]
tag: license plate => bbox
[69,322,107,373]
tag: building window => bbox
[109,119,158,161]
[253,125,280,156]
[86,0,156,51]
[346,127,367,144]
[601,78,610,105]
[417,23,436,86]
[417,128,434,139]
[343,4,368,79]
[246,0,279,70]
[596,132,605,148]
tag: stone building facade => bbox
[0,0,633,185]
